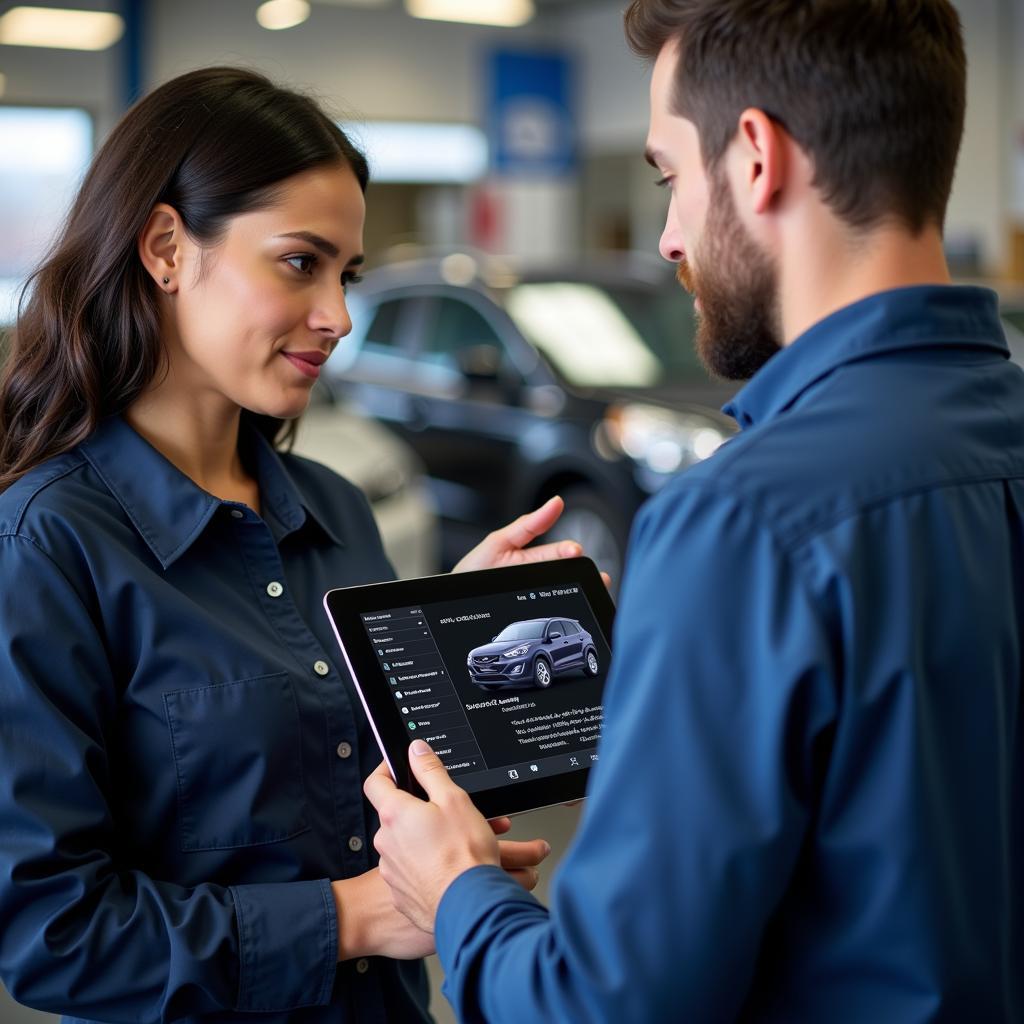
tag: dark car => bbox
[467,616,599,690]
[322,252,737,585]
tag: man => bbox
[365,2,1024,1020]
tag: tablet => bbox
[323,557,615,819]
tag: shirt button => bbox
[314,660,330,676]
[230,509,244,519]
[348,835,363,852]
[355,958,370,974]
[336,741,353,759]
[266,581,284,598]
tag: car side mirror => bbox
[549,632,562,640]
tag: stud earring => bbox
[162,276,170,285]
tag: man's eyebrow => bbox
[275,231,340,258]
[644,147,664,169]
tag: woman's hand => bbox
[452,496,612,589]
[332,868,435,961]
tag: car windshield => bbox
[493,620,547,642]
[504,279,706,388]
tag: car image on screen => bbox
[467,617,600,691]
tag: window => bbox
[0,106,93,324]
[562,620,580,635]
[422,298,504,370]
[364,300,404,353]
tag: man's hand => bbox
[364,742,551,933]
[452,495,613,588]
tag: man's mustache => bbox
[676,259,695,293]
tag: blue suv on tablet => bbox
[467,617,600,690]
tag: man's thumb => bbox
[408,739,452,800]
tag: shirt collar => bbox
[723,285,1008,431]
[81,416,343,569]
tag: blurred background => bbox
[2,0,1024,1020]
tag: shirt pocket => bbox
[163,672,311,851]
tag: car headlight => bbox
[502,645,531,658]
[597,402,729,474]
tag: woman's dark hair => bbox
[0,66,369,491]
[624,0,965,234]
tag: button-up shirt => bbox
[435,285,1024,1023]
[0,416,431,1023]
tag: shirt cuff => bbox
[435,864,539,969]
[229,878,337,1012]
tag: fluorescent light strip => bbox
[405,0,534,28]
[342,121,488,183]
[0,7,124,50]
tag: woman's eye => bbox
[285,254,316,275]
[655,175,673,189]
[342,272,364,289]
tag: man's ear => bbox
[734,107,787,216]
[138,203,185,292]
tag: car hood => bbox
[580,383,739,423]
[471,640,538,657]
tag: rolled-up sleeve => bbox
[435,483,838,1023]
[0,534,335,1022]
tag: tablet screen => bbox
[360,581,610,794]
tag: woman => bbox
[0,67,569,1023]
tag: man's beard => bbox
[680,172,782,381]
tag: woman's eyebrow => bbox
[275,230,340,258]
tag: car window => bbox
[364,300,403,353]
[504,280,708,388]
[562,620,580,635]
[421,298,505,369]
[493,620,547,642]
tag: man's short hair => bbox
[625,0,966,233]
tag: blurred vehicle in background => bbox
[322,252,738,588]
[293,399,439,579]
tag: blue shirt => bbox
[435,285,1024,1023]
[0,417,431,1023]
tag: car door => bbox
[560,619,585,667]
[544,619,573,673]
[406,293,538,531]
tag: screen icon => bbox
[569,756,579,767]
[394,691,403,699]
[508,769,519,780]
[408,722,416,731]
[529,764,539,773]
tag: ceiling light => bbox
[256,0,311,30]
[342,121,488,183]
[0,7,124,50]
[405,0,534,28]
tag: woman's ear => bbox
[138,203,184,293]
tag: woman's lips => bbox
[281,351,325,379]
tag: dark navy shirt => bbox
[435,285,1024,1023]
[0,416,431,1023]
